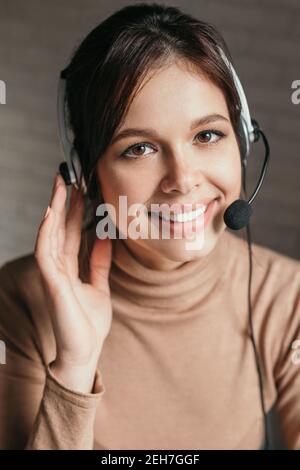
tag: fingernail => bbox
[43,205,51,219]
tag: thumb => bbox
[89,236,113,290]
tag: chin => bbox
[147,229,219,262]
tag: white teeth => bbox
[168,207,206,222]
[158,206,207,223]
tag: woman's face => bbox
[96,61,242,270]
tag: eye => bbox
[195,129,225,145]
[119,142,155,160]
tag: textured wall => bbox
[0,0,299,264]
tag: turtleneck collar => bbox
[108,229,237,315]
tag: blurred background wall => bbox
[0,0,299,265]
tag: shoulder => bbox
[0,253,55,364]
[0,252,40,286]
[225,229,300,342]
[226,230,300,372]
[0,253,44,309]
[225,229,300,286]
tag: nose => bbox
[160,148,203,195]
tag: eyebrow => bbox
[110,113,229,145]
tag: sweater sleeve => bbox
[0,261,105,450]
[24,364,105,450]
[273,270,300,450]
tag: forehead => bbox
[123,62,229,127]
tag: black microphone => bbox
[224,126,270,230]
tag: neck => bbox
[107,229,238,315]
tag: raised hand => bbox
[34,172,113,392]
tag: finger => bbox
[49,173,68,259]
[89,237,113,291]
[64,185,84,275]
[49,172,65,215]
[34,205,57,282]
[34,204,52,257]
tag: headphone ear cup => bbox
[70,148,88,195]
[59,161,76,186]
[59,162,71,185]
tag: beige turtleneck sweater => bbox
[0,228,299,450]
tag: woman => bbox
[0,3,299,450]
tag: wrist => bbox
[49,358,99,394]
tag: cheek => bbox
[212,143,242,200]
[96,162,157,209]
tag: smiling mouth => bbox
[148,199,215,223]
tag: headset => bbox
[57,46,271,449]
